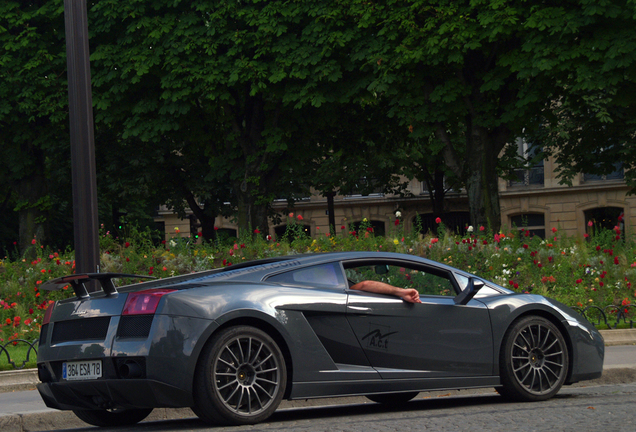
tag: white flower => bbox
[395,211,402,218]
[467,225,474,233]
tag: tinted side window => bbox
[346,264,456,296]
[267,263,345,289]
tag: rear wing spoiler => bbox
[40,273,155,299]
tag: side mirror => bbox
[454,278,485,305]
[374,265,389,275]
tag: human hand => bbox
[401,288,421,303]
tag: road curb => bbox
[599,328,636,346]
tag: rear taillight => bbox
[122,289,176,315]
[42,301,56,325]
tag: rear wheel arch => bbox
[193,316,294,399]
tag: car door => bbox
[344,261,494,379]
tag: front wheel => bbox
[193,326,287,425]
[72,408,153,427]
[498,316,569,401]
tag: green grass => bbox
[0,340,38,371]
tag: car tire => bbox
[72,408,153,427]
[366,391,419,405]
[193,325,287,425]
[498,315,569,401]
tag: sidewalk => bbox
[1,329,634,432]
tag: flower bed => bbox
[1,217,634,344]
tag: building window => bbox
[274,224,311,240]
[345,177,384,198]
[509,138,544,187]
[510,213,545,238]
[584,207,624,235]
[583,162,624,182]
[413,212,471,235]
[346,220,386,237]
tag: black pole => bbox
[64,0,100,284]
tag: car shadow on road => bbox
[54,393,515,431]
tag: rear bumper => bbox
[37,379,193,411]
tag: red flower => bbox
[435,217,441,224]
[214,226,219,230]
[479,226,485,232]
[341,225,346,230]
[394,219,400,226]
[31,239,36,245]
[29,308,34,314]
[254,229,261,234]
[614,257,619,265]
[551,227,557,233]
[297,215,304,221]
[124,242,130,248]
[576,279,582,284]
[523,244,528,249]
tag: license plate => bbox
[63,360,102,381]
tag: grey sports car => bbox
[36,251,604,427]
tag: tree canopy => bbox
[2,0,636,253]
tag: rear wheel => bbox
[72,408,153,427]
[498,316,568,401]
[366,392,418,405]
[193,326,287,425]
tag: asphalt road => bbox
[44,382,636,432]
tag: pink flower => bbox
[266,235,272,241]
[288,213,294,218]
[435,217,441,224]
[31,239,36,245]
[479,226,485,232]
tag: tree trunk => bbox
[17,169,47,259]
[463,127,505,232]
[326,191,336,235]
[184,192,218,242]
[236,181,269,237]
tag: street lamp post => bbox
[64,0,100,284]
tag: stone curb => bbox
[599,328,636,346]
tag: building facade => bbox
[155,154,631,242]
